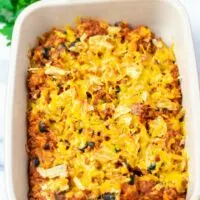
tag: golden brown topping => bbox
[27,18,187,200]
[77,18,108,37]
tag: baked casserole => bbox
[27,18,187,200]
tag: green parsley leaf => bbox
[147,163,156,172]
[129,174,135,185]
[0,22,13,41]
[0,0,15,23]
[0,0,39,45]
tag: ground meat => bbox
[54,191,66,200]
[120,181,161,200]
[30,46,44,65]
[165,130,183,154]
[137,180,157,195]
[120,181,182,200]
[171,65,179,79]
[131,104,144,116]
[131,26,155,53]
[131,104,155,123]
[168,130,179,137]
[77,18,108,37]
[30,29,67,68]
[29,89,41,100]
[173,96,182,104]
[29,194,46,200]
[163,188,178,200]
[93,90,106,105]
[28,165,46,200]
[141,189,164,200]
[137,38,154,53]
[27,69,45,91]
[155,154,160,162]
[120,183,139,200]
[67,192,87,200]
[115,22,132,41]
[95,107,115,121]
[104,107,114,119]
[27,18,187,200]
[27,118,41,136]
[170,65,181,92]
[132,103,181,122]
[39,29,66,47]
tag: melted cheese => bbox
[28,19,187,199]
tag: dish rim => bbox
[5,0,200,200]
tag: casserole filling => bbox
[27,18,187,200]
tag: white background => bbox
[0,0,199,199]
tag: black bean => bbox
[132,167,143,176]
[102,193,115,200]
[115,161,123,168]
[69,38,80,48]
[78,128,83,134]
[114,147,121,153]
[180,116,184,122]
[129,174,135,185]
[98,52,103,58]
[64,140,70,150]
[121,36,125,43]
[33,157,40,167]
[124,161,133,172]
[43,143,50,150]
[64,139,69,143]
[116,86,121,93]
[87,141,95,149]
[148,163,156,172]
[39,121,48,133]
[49,119,56,123]
[105,136,110,141]
[43,47,50,59]
[86,92,92,99]
[66,145,70,150]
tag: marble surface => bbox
[0,0,199,199]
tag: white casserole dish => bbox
[5,0,200,199]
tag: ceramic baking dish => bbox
[5,0,200,199]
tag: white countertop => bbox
[0,0,199,199]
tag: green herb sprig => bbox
[0,0,39,45]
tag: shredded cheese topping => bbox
[27,18,187,200]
